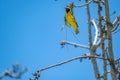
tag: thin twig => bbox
[115,57,120,62]
[74,0,93,8]
[112,28,120,34]
[112,15,120,28]
[112,15,120,34]
[61,40,89,49]
[0,64,27,79]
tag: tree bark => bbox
[86,0,100,80]
[104,0,116,79]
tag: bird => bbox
[64,4,79,34]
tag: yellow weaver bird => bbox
[64,3,79,34]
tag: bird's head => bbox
[65,7,70,13]
[65,2,74,13]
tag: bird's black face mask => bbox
[65,7,70,13]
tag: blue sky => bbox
[0,0,120,80]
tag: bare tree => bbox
[0,64,27,80]
[31,0,120,80]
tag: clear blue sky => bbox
[0,0,120,80]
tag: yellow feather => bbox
[65,11,79,34]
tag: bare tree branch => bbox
[104,0,116,79]
[96,2,108,79]
[115,57,120,62]
[102,44,108,80]
[112,28,120,34]
[91,19,99,45]
[85,0,100,80]
[112,15,120,28]
[31,54,109,80]
[40,54,108,72]
[112,15,120,34]
[0,64,27,80]
[74,0,93,8]
[61,40,89,49]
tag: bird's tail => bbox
[75,28,79,34]
[74,27,79,34]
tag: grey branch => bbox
[115,57,120,62]
[31,54,108,80]
[104,0,116,79]
[39,54,108,72]
[112,28,120,34]
[112,14,120,34]
[112,15,120,28]
[61,40,89,49]
[85,1,100,80]
[74,0,93,8]
[91,19,99,45]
